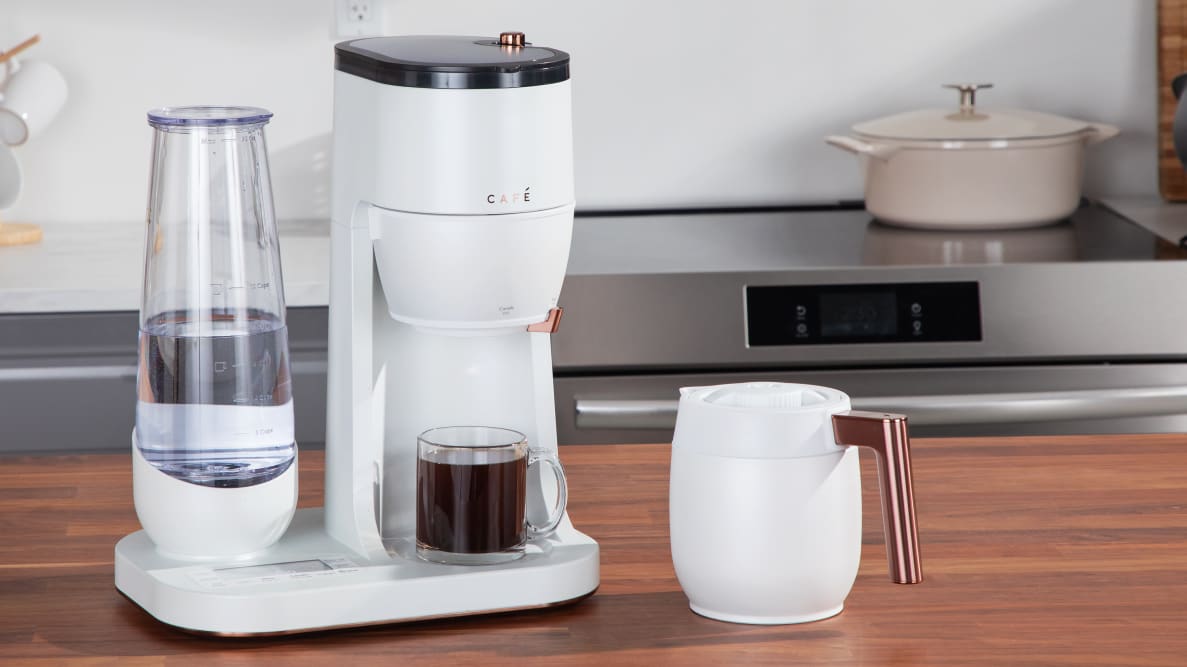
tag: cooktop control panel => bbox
[745,281,982,346]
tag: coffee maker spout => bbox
[367,305,567,544]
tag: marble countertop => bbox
[0,219,330,314]
[1100,196,1187,245]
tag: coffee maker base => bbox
[114,507,600,635]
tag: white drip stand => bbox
[115,440,599,635]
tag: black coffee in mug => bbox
[415,426,567,566]
[416,457,527,554]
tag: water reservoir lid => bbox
[147,106,273,128]
[335,33,569,89]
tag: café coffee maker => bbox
[114,33,599,635]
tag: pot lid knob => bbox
[942,83,994,112]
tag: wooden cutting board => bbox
[0,220,42,246]
[1160,0,1187,200]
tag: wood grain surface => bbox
[1160,0,1187,200]
[3,435,1187,665]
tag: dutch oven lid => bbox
[852,83,1092,141]
[335,33,569,89]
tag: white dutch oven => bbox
[826,84,1119,230]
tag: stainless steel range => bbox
[6,203,1186,454]
[551,202,1187,443]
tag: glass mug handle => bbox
[526,448,568,537]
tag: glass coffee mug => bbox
[416,426,567,565]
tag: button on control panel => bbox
[188,556,361,589]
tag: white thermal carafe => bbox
[670,382,922,624]
[114,34,598,635]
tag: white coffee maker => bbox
[114,33,599,635]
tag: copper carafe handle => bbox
[832,411,923,584]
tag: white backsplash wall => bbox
[0,0,1157,223]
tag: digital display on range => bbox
[818,291,897,337]
[745,281,981,346]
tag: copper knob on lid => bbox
[499,31,526,47]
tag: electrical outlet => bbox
[335,0,385,38]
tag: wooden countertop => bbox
[3,435,1187,665]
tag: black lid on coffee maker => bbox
[334,33,569,89]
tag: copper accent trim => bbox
[526,307,563,334]
[832,410,923,585]
[499,31,526,47]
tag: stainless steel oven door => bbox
[554,363,1187,444]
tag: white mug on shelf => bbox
[0,143,20,209]
[0,58,68,146]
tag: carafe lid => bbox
[673,382,851,459]
[147,106,272,128]
[335,33,569,89]
[694,383,837,410]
